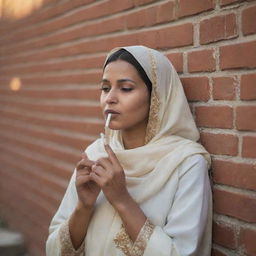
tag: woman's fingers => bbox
[92,164,107,177]
[76,173,91,186]
[104,144,121,168]
[76,152,95,170]
[95,144,121,171]
[76,158,95,171]
[104,144,118,162]
[90,171,103,186]
[90,164,115,187]
[95,157,112,171]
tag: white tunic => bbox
[46,154,212,256]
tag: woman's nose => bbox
[105,89,118,104]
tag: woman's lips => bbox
[104,110,120,115]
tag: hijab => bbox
[47,46,211,256]
[86,45,211,203]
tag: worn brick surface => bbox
[0,1,255,256]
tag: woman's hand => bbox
[89,144,147,242]
[90,144,129,208]
[76,153,101,209]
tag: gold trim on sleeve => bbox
[114,219,155,256]
[58,219,85,256]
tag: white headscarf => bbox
[86,45,210,203]
[46,46,211,256]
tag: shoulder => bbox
[178,154,209,178]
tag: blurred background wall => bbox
[0,0,255,255]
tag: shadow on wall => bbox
[0,0,44,20]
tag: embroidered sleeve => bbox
[58,219,85,256]
[114,219,155,256]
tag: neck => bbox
[122,124,147,149]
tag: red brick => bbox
[181,77,210,102]
[200,132,238,156]
[213,222,237,249]
[214,188,256,222]
[156,1,175,24]
[213,76,236,100]
[28,0,95,26]
[138,33,158,49]
[126,7,157,29]
[4,0,132,46]
[0,135,78,165]
[242,136,256,158]
[0,109,103,136]
[70,0,133,26]
[0,122,88,154]
[242,4,256,35]
[19,72,101,86]
[158,23,193,49]
[2,1,134,53]
[240,73,256,100]
[0,0,77,33]
[236,106,256,131]
[0,145,72,182]
[166,52,183,73]
[3,55,105,75]
[7,15,125,53]
[220,41,256,70]
[239,228,256,256]
[188,49,216,72]
[133,0,155,6]
[2,2,256,256]
[126,2,175,29]
[212,160,256,190]
[200,13,237,44]
[1,100,102,118]
[6,88,101,101]
[178,0,215,18]
[220,0,242,6]
[195,106,233,128]
[211,248,228,256]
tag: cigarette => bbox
[101,113,112,145]
[105,113,112,128]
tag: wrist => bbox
[75,201,94,214]
[112,192,134,213]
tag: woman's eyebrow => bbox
[101,78,110,83]
[101,78,136,84]
[117,79,136,84]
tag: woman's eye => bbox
[101,86,110,92]
[121,87,133,92]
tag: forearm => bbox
[114,194,147,242]
[68,201,93,249]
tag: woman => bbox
[46,46,212,256]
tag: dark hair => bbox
[104,49,152,95]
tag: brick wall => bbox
[0,0,255,255]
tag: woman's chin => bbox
[108,123,126,130]
[108,125,121,130]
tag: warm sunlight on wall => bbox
[9,77,22,91]
[0,0,44,20]
[0,0,3,18]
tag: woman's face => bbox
[100,60,150,133]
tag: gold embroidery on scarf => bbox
[59,219,85,256]
[144,49,160,144]
[114,219,155,256]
